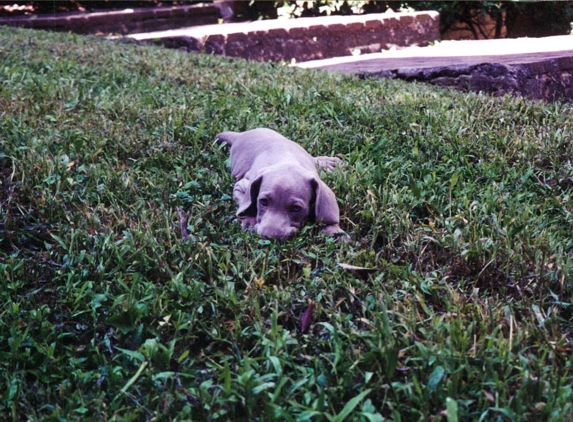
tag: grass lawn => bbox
[1,26,573,421]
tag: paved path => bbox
[296,35,573,74]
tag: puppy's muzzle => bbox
[256,224,298,241]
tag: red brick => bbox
[267,28,289,38]
[288,27,309,38]
[364,19,382,30]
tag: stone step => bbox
[297,36,573,72]
[129,11,439,63]
[297,35,573,102]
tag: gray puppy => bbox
[216,128,344,240]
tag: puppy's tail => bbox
[215,131,240,146]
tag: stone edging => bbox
[378,57,573,102]
[130,11,440,63]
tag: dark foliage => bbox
[408,1,572,39]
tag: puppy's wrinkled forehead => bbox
[258,170,314,203]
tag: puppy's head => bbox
[237,164,339,240]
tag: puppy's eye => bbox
[259,198,268,206]
[291,205,302,213]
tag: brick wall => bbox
[132,11,440,63]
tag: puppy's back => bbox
[216,128,317,180]
[216,128,287,147]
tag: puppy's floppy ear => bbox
[237,175,263,218]
[310,178,340,226]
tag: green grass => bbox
[1,26,572,421]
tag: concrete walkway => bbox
[295,35,573,102]
[296,35,573,73]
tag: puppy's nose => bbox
[258,227,297,241]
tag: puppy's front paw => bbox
[315,156,343,173]
[238,216,257,232]
[321,224,350,241]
